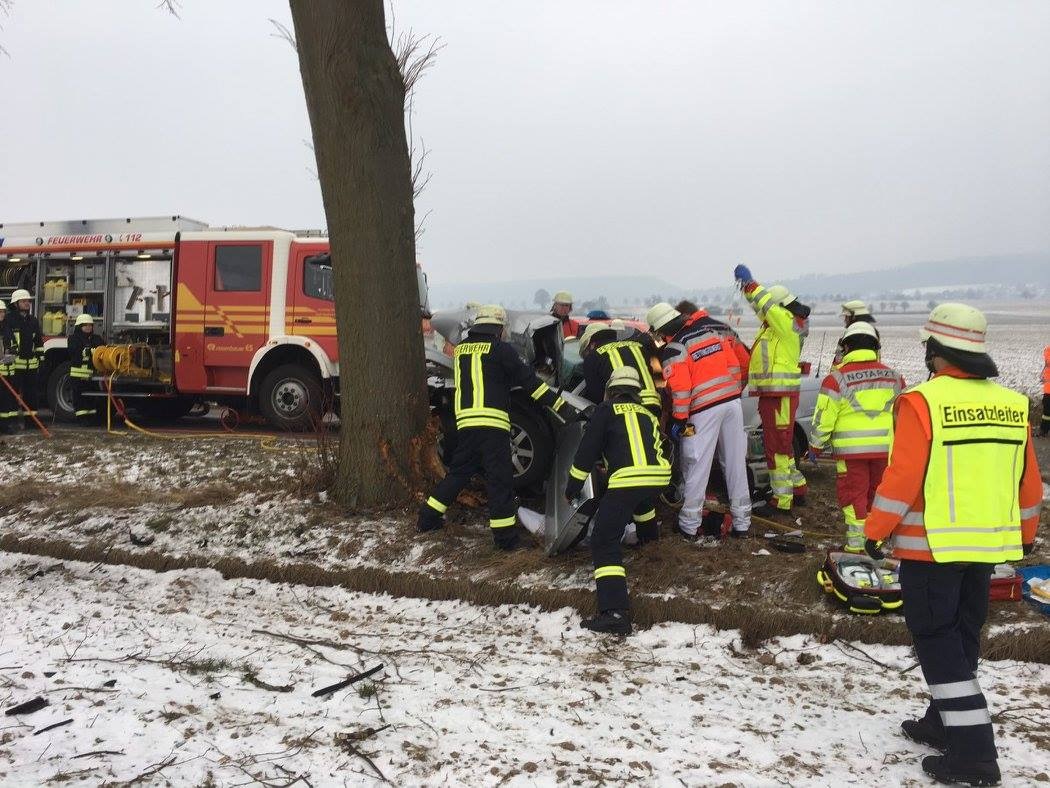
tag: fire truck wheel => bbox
[259,364,322,431]
[45,362,77,423]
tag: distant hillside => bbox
[428,275,686,310]
[428,253,1050,310]
[782,253,1050,299]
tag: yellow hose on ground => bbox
[103,374,287,452]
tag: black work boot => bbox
[416,511,444,533]
[728,528,752,539]
[901,717,947,752]
[921,755,1001,786]
[493,527,525,551]
[675,525,699,543]
[581,609,632,635]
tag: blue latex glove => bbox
[733,264,753,283]
[807,447,821,464]
[670,420,690,440]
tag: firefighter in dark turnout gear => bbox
[0,300,17,433]
[419,305,577,550]
[566,366,672,635]
[578,321,660,412]
[67,314,103,419]
[7,290,43,428]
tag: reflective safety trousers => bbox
[742,284,802,395]
[809,350,905,458]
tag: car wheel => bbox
[259,364,322,431]
[508,405,554,490]
[45,362,76,422]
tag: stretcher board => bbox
[545,421,595,556]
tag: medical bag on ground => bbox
[988,564,1023,602]
[816,551,903,614]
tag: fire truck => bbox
[0,216,426,429]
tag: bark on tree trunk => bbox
[289,0,435,510]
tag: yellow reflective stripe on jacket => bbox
[569,465,589,481]
[426,496,448,514]
[594,565,626,580]
[915,375,1028,563]
[598,341,660,406]
[490,515,516,529]
[69,366,93,379]
[809,351,901,456]
[453,341,511,430]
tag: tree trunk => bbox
[289,0,435,510]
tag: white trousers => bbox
[678,397,752,535]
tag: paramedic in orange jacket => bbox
[865,303,1041,787]
[1041,345,1050,437]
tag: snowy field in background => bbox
[2,554,1049,787]
[802,324,1048,395]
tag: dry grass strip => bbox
[2,532,1047,665]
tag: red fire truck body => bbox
[0,217,357,428]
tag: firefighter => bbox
[1041,345,1049,437]
[578,320,660,413]
[565,366,671,634]
[419,305,577,550]
[647,301,753,539]
[7,289,43,429]
[732,266,809,515]
[865,303,1041,787]
[550,291,581,339]
[0,300,17,434]
[68,314,103,419]
[808,322,905,553]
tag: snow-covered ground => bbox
[1,553,1048,787]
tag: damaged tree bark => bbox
[288,0,435,510]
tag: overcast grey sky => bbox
[2,1,1048,287]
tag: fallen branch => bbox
[312,665,383,698]
[33,718,73,735]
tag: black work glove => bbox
[556,403,582,425]
[864,539,885,561]
[565,481,583,502]
[1023,543,1034,556]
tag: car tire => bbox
[508,404,554,491]
[259,363,322,431]
[45,361,76,422]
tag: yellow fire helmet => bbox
[608,366,642,390]
[920,302,987,353]
[841,321,878,341]
[841,299,871,317]
[11,289,32,304]
[75,313,95,327]
[765,285,797,306]
[473,304,507,326]
[645,302,681,333]
[552,291,573,305]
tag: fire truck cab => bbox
[0,216,353,429]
